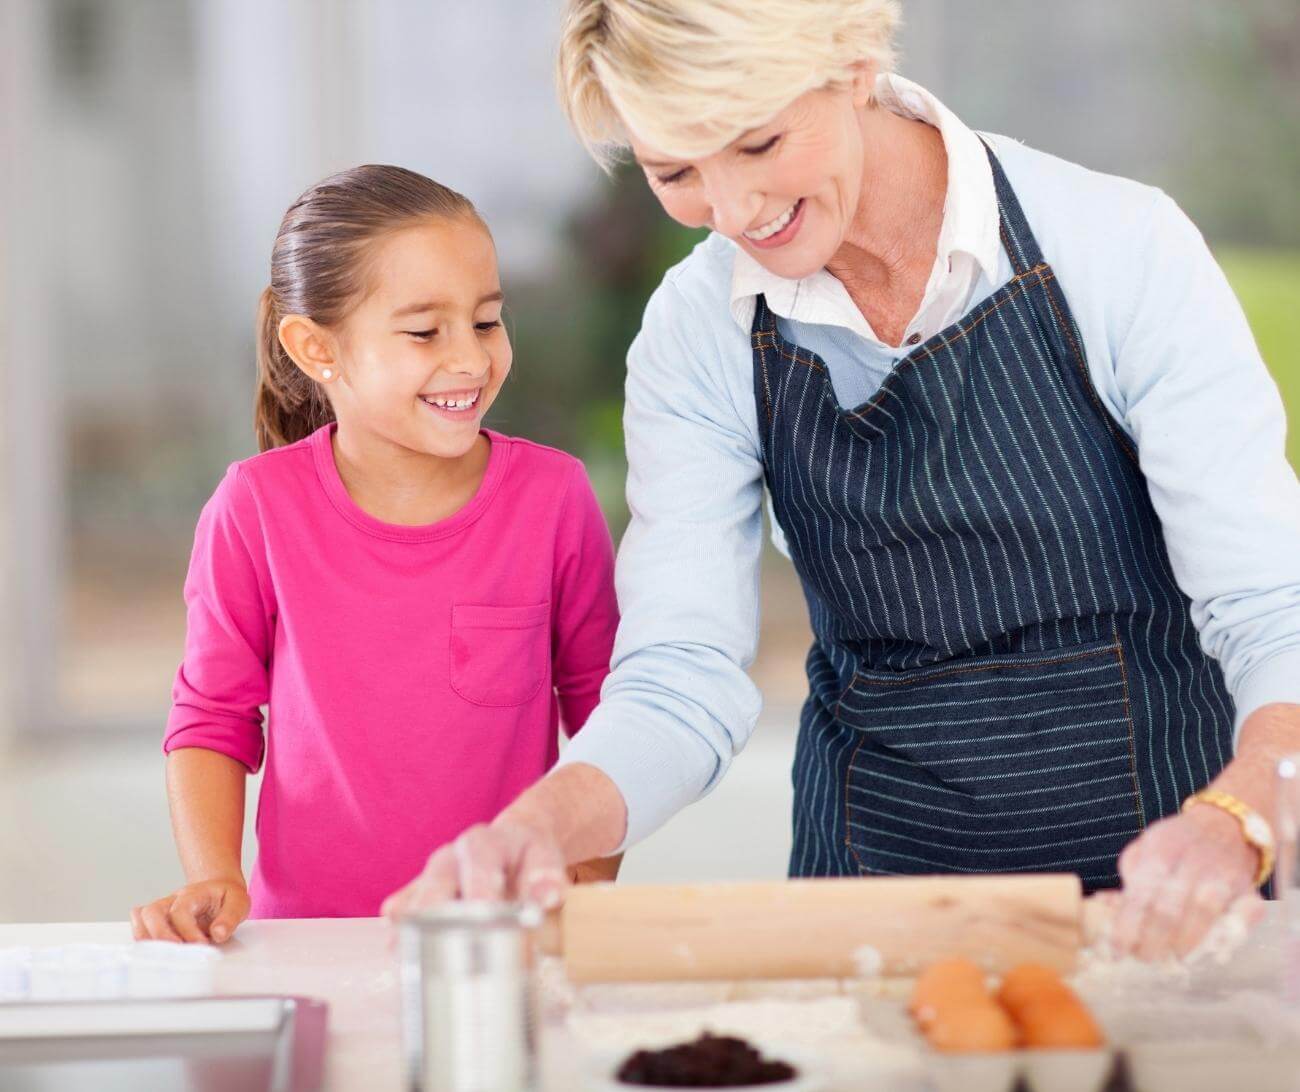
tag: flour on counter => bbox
[850,944,884,978]
[565,993,923,1076]
[1072,893,1262,1000]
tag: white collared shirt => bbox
[729,74,1002,350]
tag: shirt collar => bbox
[728,73,1001,331]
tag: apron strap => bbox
[751,291,775,340]
[981,137,1047,276]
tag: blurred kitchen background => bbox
[0,0,1296,922]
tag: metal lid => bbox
[399,900,543,931]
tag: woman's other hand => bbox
[381,762,628,918]
[381,817,570,917]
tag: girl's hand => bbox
[131,879,250,945]
[1111,805,1259,960]
[381,817,569,919]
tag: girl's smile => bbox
[419,387,483,419]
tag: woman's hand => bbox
[1111,804,1259,960]
[131,878,250,944]
[381,817,570,918]
[1114,703,1300,960]
[381,763,628,918]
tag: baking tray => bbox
[0,995,327,1091]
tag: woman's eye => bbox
[405,328,436,340]
[475,320,502,332]
[741,135,780,156]
[656,167,690,186]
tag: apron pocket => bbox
[450,602,551,707]
[836,637,1143,888]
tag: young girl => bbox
[131,165,620,943]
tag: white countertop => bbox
[2,915,1299,1092]
[0,919,406,1091]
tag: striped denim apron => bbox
[753,147,1234,892]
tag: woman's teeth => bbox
[421,392,479,412]
[744,201,800,241]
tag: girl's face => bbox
[629,68,876,282]
[318,216,510,461]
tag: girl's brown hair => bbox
[255,164,482,452]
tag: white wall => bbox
[0,0,61,742]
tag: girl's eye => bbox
[741,134,780,156]
[405,328,436,340]
[475,320,502,332]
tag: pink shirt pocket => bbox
[450,602,551,707]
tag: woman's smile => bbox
[742,198,806,249]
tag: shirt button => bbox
[906,333,922,346]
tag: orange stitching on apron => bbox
[843,641,1116,691]
[835,268,1054,429]
[1110,620,1148,831]
[1040,281,1142,468]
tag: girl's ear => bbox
[278,314,340,383]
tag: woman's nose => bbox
[701,163,762,238]
[708,190,763,240]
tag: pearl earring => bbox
[321,368,333,380]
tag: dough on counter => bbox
[568,996,864,1051]
[567,993,924,1080]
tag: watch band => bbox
[1182,789,1276,888]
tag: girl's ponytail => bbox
[253,165,482,451]
[254,286,334,453]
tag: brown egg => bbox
[925,1001,1020,1053]
[996,963,1072,1010]
[997,964,1104,1049]
[910,958,990,1022]
[1012,997,1104,1049]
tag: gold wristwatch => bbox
[1181,789,1276,887]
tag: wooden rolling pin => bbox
[536,874,1083,982]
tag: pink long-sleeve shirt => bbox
[164,425,618,919]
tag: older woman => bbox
[387,1,1300,958]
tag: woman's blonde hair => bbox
[557,0,901,169]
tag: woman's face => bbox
[324,217,511,461]
[629,68,876,281]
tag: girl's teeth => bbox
[424,394,478,411]
[744,202,798,241]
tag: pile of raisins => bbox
[616,1032,797,1087]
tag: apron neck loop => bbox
[980,138,1047,277]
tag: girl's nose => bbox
[444,328,492,377]
[444,357,489,381]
